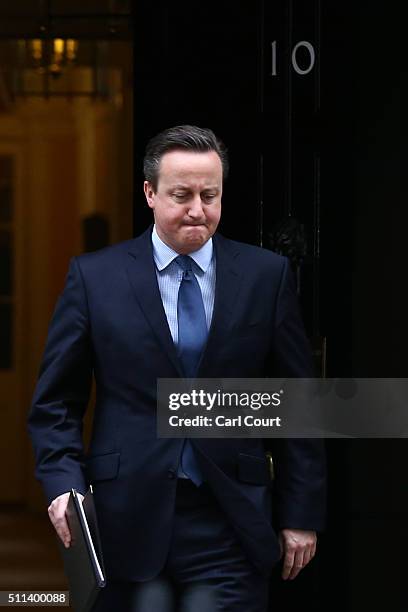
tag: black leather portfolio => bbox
[59,487,106,612]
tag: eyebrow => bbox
[170,185,220,191]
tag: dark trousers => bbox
[93,479,270,612]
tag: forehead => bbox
[158,150,222,186]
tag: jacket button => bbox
[167,469,176,479]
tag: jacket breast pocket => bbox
[85,452,120,483]
[237,453,271,486]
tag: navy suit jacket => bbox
[28,227,326,581]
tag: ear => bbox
[144,181,156,209]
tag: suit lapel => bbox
[126,227,183,376]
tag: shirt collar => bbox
[151,224,213,272]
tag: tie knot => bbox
[175,255,194,272]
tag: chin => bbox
[184,228,207,241]
[178,234,208,253]
[185,239,204,251]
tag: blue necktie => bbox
[175,255,207,486]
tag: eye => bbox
[173,193,189,202]
[202,193,217,201]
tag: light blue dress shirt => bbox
[151,225,216,346]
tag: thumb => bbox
[278,532,284,556]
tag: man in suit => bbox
[28,125,326,611]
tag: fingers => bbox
[286,548,306,581]
[303,538,317,566]
[280,529,317,581]
[47,492,72,548]
[281,546,296,580]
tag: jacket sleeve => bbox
[268,257,327,531]
[27,257,93,505]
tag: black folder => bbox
[59,487,106,612]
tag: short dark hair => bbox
[143,124,229,190]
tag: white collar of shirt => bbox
[151,224,213,272]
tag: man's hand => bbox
[279,528,317,580]
[47,491,84,548]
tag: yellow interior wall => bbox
[0,91,132,511]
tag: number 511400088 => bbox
[2,591,68,606]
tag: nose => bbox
[187,194,205,219]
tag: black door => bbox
[133,3,408,610]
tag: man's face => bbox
[144,149,222,254]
